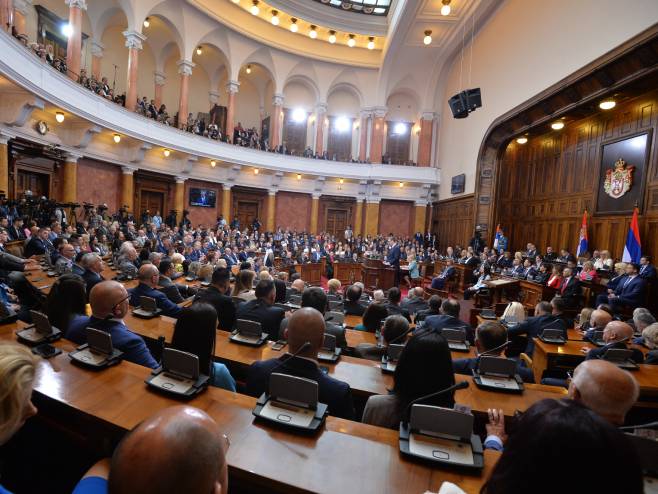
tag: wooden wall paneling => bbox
[433,195,474,251]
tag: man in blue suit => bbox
[80,252,105,299]
[431,259,456,289]
[245,307,355,420]
[385,238,401,285]
[66,280,158,368]
[595,263,646,311]
[507,301,567,356]
[582,321,644,364]
[129,264,182,317]
[639,256,657,281]
[421,298,475,344]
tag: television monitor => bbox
[189,188,216,208]
[451,174,466,195]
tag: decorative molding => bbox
[0,92,44,127]
[272,93,284,107]
[315,102,328,114]
[153,71,166,86]
[226,164,241,183]
[209,90,220,104]
[181,155,197,174]
[121,165,138,175]
[359,108,372,119]
[90,39,104,58]
[226,80,240,94]
[222,184,233,191]
[64,123,101,149]
[65,0,87,10]
[13,0,32,16]
[421,111,437,121]
[63,150,84,162]
[271,171,284,189]
[313,175,325,195]
[177,59,195,76]
[128,142,152,164]
[175,176,187,184]
[123,30,146,50]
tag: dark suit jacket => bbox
[8,226,25,241]
[66,315,158,368]
[245,355,355,420]
[507,314,567,355]
[24,237,47,258]
[158,276,185,304]
[386,244,401,268]
[645,350,658,365]
[193,285,236,331]
[401,297,429,315]
[614,275,647,308]
[278,317,347,349]
[422,315,475,344]
[414,308,440,323]
[343,300,366,316]
[274,279,287,303]
[236,298,285,340]
[558,276,581,308]
[639,264,657,280]
[452,356,535,383]
[129,283,182,318]
[586,341,644,364]
[385,303,411,322]
[81,270,104,298]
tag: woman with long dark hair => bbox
[46,273,87,334]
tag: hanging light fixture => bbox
[367,37,375,50]
[399,182,404,188]
[599,99,616,110]
[297,174,302,180]
[246,64,252,74]
[423,30,432,45]
[163,148,171,157]
[196,46,202,55]
[290,18,298,32]
[328,30,336,44]
[254,168,259,174]
[347,34,356,47]
[143,17,150,28]
[441,0,451,16]
[551,121,565,130]
[210,160,216,167]
[516,136,528,144]
[113,133,121,143]
[55,111,65,123]
[270,10,279,25]
[309,25,317,39]
[250,0,259,15]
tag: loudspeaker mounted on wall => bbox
[448,88,482,119]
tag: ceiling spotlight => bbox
[143,18,150,28]
[61,23,73,37]
[210,160,216,167]
[347,34,355,47]
[551,121,565,130]
[270,10,279,25]
[399,182,404,188]
[113,133,121,143]
[297,174,302,180]
[290,18,298,32]
[367,37,375,50]
[516,136,528,144]
[246,64,252,74]
[441,0,451,16]
[250,0,259,16]
[196,46,202,55]
[599,99,616,110]
[423,30,432,45]
[55,111,64,123]
[309,25,317,39]
[254,168,259,174]
[163,148,171,157]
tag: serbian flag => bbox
[493,224,502,250]
[622,207,642,263]
[576,210,588,257]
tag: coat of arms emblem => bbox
[604,158,634,199]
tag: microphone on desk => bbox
[268,341,312,374]
[619,421,658,431]
[401,381,469,425]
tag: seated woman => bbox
[326,278,342,300]
[232,269,256,301]
[575,307,593,332]
[403,253,421,287]
[171,303,236,391]
[353,302,388,332]
[642,323,658,364]
[46,274,87,334]
[501,301,526,323]
[463,265,491,300]
[546,265,563,288]
[362,331,455,429]
[578,260,598,282]
[593,250,614,271]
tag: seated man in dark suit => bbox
[557,267,581,309]
[415,294,441,323]
[245,307,355,420]
[595,263,647,312]
[343,284,366,316]
[400,287,429,315]
[278,287,347,349]
[129,264,182,318]
[496,251,513,269]
[582,320,644,364]
[385,287,411,322]
[639,255,657,281]
[430,259,455,289]
[507,301,567,356]
[582,309,613,342]
[286,278,305,302]
[194,267,236,331]
[66,280,158,368]
[453,321,534,383]
[520,259,538,280]
[422,298,474,344]
[355,315,408,361]
[80,252,105,299]
[158,259,196,304]
[24,227,51,258]
[236,279,285,340]
[543,246,558,262]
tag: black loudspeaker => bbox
[465,88,482,112]
[448,92,468,119]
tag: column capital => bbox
[177,59,195,76]
[312,193,321,200]
[315,102,328,113]
[123,30,146,50]
[65,0,87,10]
[415,199,429,207]
[175,176,187,184]
[372,106,388,119]
[90,39,104,57]
[222,184,233,191]
[359,108,372,119]
[268,190,277,196]
[272,93,284,107]
[121,165,138,175]
[154,70,166,86]
[0,129,13,145]
[63,151,83,163]
[421,111,437,121]
[209,90,220,104]
[226,80,240,94]
[13,0,32,16]
[366,199,380,204]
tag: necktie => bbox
[623,276,633,290]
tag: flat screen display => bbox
[189,188,216,208]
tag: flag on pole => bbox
[493,224,502,250]
[576,210,588,257]
[622,207,642,263]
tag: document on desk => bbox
[410,433,474,465]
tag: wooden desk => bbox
[361,258,396,291]
[0,323,498,494]
[295,262,323,285]
[332,262,363,286]
[518,280,557,310]
[484,278,518,304]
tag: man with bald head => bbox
[128,263,182,317]
[582,320,644,363]
[286,278,305,301]
[245,307,355,419]
[66,281,158,368]
[569,360,639,425]
[583,309,613,342]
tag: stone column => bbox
[225,80,239,141]
[154,71,165,109]
[0,133,10,196]
[121,166,136,213]
[310,194,320,233]
[65,0,87,81]
[266,191,276,231]
[13,0,29,35]
[354,199,364,237]
[221,185,232,220]
[0,0,13,33]
[370,107,387,164]
[177,60,195,129]
[414,201,428,234]
[358,110,370,162]
[270,93,284,150]
[418,112,435,167]
[364,200,380,237]
[123,30,145,111]
[174,177,186,215]
[90,39,103,80]
[314,102,327,156]
[61,152,81,203]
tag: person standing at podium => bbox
[384,238,401,286]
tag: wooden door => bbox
[326,209,348,238]
[236,201,259,229]
[139,190,165,217]
[15,170,49,198]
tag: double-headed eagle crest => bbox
[604,158,634,199]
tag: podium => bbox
[333,262,363,285]
[361,258,396,292]
[295,262,322,285]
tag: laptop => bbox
[442,328,470,352]
[317,333,341,363]
[132,296,162,318]
[538,328,566,345]
[16,310,62,345]
[229,319,268,346]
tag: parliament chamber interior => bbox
[0,0,658,493]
